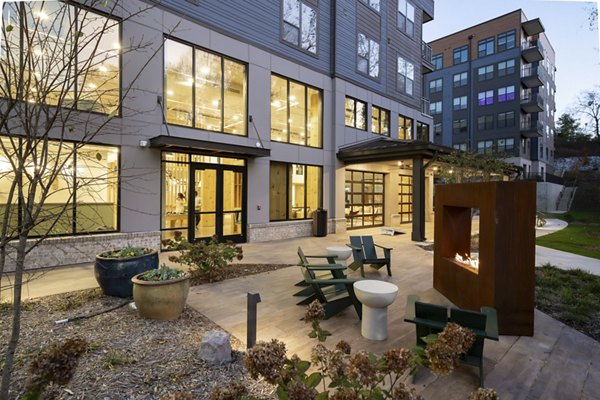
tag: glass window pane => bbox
[223,59,246,135]
[271,76,288,142]
[162,162,189,229]
[195,50,222,131]
[290,164,305,219]
[283,0,300,25]
[300,4,317,53]
[356,101,366,130]
[269,163,287,220]
[345,98,355,127]
[307,88,321,147]
[369,40,379,78]
[283,23,299,46]
[165,40,193,126]
[306,166,321,217]
[289,82,306,145]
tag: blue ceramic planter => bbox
[94,250,159,298]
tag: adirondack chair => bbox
[347,236,392,277]
[403,295,499,388]
[299,261,362,320]
[293,247,345,305]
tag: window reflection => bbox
[283,0,317,54]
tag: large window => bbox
[270,162,321,221]
[1,2,120,114]
[497,138,515,153]
[345,170,384,229]
[429,101,442,115]
[498,59,516,76]
[345,97,367,130]
[453,45,468,65]
[497,111,515,128]
[453,96,467,111]
[497,85,515,102]
[497,30,516,52]
[477,37,494,58]
[477,115,494,131]
[398,115,413,140]
[453,72,467,87]
[165,39,247,134]
[477,140,494,155]
[372,106,390,135]
[432,54,443,70]
[358,33,380,78]
[429,78,443,94]
[453,119,467,134]
[282,0,317,54]
[398,174,412,223]
[478,65,494,81]
[360,0,380,12]
[397,56,415,95]
[478,90,494,106]
[416,122,429,140]
[397,0,415,36]
[0,137,118,236]
[271,75,322,147]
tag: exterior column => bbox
[411,156,426,241]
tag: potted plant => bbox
[131,264,190,320]
[94,245,159,298]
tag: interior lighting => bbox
[87,83,97,89]
[200,66,210,75]
[113,42,121,50]
[166,90,174,96]
[212,99,219,106]
[271,100,281,108]
[289,95,296,101]
[35,11,48,20]
[99,65,108,73]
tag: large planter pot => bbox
[94,250,159,298]
[131,273,190,320]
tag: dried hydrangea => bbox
[305,300,326,323]
[335,340,352,355]
[330,388,360,400]
[347,351,378,386]
[209,382,247,400]
[439,322,476,354]
[468,388,500,400]
[327,349,350,382]
[390,382,424,400]
[286,379,318,400]
[425,323,476,376]
[244,339,286,384]
[311,343,330,365]
[382,348,411,375]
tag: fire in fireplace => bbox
[454,253,479,270]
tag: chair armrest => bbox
[404,294,420,321]
[346,244,362,251]
[480,307,499,340]
[304,264,347,271]
[309,278,359,285]
[374,243,393,251]
[305,254,338,260]
[404,317,447,331]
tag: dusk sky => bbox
[423,0,600,119]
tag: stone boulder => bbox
[198,330,232,365]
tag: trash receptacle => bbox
[313,208,327,237]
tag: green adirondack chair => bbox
[294,247,346,305]
[347,236,392,277]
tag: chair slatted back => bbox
[297,246,309,265]
[361,236,378,259]
[349,236,364,261]
[415,301,447,347]
[450,308,487,358]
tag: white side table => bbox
[353,280,399,340]
[326,246,352,265]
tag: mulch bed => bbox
[0,264,294,399]
[192,264,293,285]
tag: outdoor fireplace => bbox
[433,181,536,336]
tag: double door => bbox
[189,164,245,243]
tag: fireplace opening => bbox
[441,206,480,274]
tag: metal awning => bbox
[149,135,270,158]
[337,138,452,164]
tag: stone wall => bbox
[3,231,161,272]
[248,218,342,242]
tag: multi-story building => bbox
[1,0,447,270]
[424,10,556,179]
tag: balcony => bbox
[421,41,434,72]
[521,40,544,63]
[521,18,545,36]
[521,65,544,88]
[520,120,543,138]
[521,92,544,113]
[421,97,431,116]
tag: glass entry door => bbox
[190,165,245,243]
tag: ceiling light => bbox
[289,95,296,101]
[200,66,210,75]
[99,65,108,73]
[88,83,97,89]
[212,99,219,106]
[36,11,48,20]
[113,42,121,50]
[167,90,174,96]
[271,100,281,108]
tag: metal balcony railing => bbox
[421,41,432,63]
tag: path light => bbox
[247,292,261,349]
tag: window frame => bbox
[497,137,515,153]
[371,105,390,136]
[453,45,469,65]
[452,95,467,111]
[497,111,515,128]
[477,37,495,58]
[281,0,318,56]
[497,29,516,52]
[477,114,494,131]
[453,72,467,87]
[477,139,494,155]
[498,59,516,76]
[357,32,380,79]
[397,0,415,37]
[477,90,494,106]
[497,85,515,103]
[452,118,467,134]
[398,114,413,140]
[429,78,443,94]
[345,96,367,130]
[432,53,443,70]
[269,161,323,222]
[429,101,442,115]
[397,55,415,95]
[477,64,494,81]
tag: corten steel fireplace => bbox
[433,181,536,336]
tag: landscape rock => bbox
[198,330,232,365]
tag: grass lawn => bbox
[536,211,600,260]
[536,265,600,341]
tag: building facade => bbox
[0,0,442,270]
[424,10,556,179]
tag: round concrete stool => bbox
[326,246,352,265]
[353,280,399,341]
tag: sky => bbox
[422,0,600,118]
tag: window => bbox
[498,59,516,76]
[345,170,384,229]
[477,115,494,131]
[433,122,442,136]
[497,30,516,52]
[0,137,119,236]
[271,75,322,147]
[453,96,467,111]
[453,143,467,151]
[453,45,468,65]
[398,115,413,140]
[497,85,515,102]
[397,0,415,36]
[477,140,494,154]
[497,111,515,128]
[270,162,322,221]
[429,101,442,115]
[497,138,515,153]
[360,0,380,12]
[165,39,247,134]
[478,90,494,106]
[1,2,120,114]
[416,122,429,140]
[452,119,467,134]
[371,106,390,135]
[432,54,443,70]
[398,174,412,223]
[397,56,415,95]
[358,33,380,78]
[477,65,494,81]
[453,72,467,87]
[282,0,317,54]
[429,78,442,94]
[478,37,494,57]
[345,97,367,130]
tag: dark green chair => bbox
[347,236,392,277]
[293,247,346,305]
[299,261,362,320]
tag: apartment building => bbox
[0,0,445,269]
[424,10,556,179]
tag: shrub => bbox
[168,236,243,283]
[99,245,153,259]
[137,264,186,281]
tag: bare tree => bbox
[0,1,168,397]
[576,88,600,141]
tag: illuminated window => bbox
[372,105,390,135]
[345,170,384,229]
[282,0,317,54]
[498,85,515,102]
[270,162,322,221]
[164,39,247,135]
[345,97,367,130]
[478,90,494,106]
[271,75,322,147]
[398,115,413,140]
